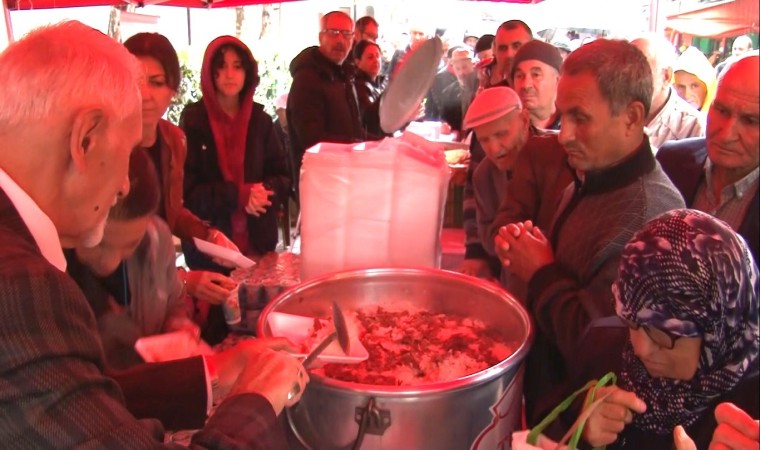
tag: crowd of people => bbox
[0,8,757,449]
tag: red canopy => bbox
[666,0,759,39]
[8,0,542,11]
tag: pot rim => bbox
[258,266,534,395]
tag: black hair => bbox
[123,33,181,91]
[475,34,495,54]
[355,16,378,33]
[497,20,533,38]
[354,39,380,60]
[211,43,260,101]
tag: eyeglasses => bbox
[621,317,681,350]
[322,29,353,39]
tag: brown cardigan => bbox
[156,119,210,241]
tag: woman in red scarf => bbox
[180,36,291,272]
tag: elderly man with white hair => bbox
[631,34,706,151]
[0,21,307,448]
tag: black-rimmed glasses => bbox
[620,317,681,350]
[322,29,353,39]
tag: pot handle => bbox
[352,397,392,450]
[285,405,315,450]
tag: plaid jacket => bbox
[0,188,288,449]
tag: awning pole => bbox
[1,0,13,49]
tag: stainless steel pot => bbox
[258,268,533,450]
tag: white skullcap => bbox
[462,87,522,130]
[274,93,288,110]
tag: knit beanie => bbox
[511,40,563,80]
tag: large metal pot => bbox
[258,268,533,450]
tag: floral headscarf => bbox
[613,209,759,434]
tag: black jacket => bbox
[354,69,384,138]
[180,101,291,268]
[287,47,365,174]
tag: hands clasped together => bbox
[494,220,555,281]
[245,183,274,217]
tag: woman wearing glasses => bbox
[581,209,759,449]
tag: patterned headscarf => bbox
[613,209,759,434]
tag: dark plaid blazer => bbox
[0,187,288,449]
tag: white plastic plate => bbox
[380,37,444,134]
[267,312,368,364]
[193,237,256,269]
[134,331,214,363]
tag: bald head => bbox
[732,35,753,57]
[705,54,759,179]
[631,35,677,119]
[319,11,354,65]
[719,54,759,95]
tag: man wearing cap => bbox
[494,40,684,426]
[462,87,530,281]
[631,35,705,151]
[511,39,563,131]
[440,47,478,133]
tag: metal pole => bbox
[1,0,14,48]
[186,7,191,46]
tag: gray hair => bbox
[320,11,353,30]
[0,21,142,134]
[562,39,653,116]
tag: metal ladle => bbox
[287,301,351,401]
[302,301,351,368]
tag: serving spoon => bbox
[287,302,351,402]
[302,301,351,368]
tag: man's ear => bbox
[68,109,105,173]
[663,67,674,85]
[624,101,647,134]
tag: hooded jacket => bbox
[286,46,365,180]
[180,36,291,266]
[674,47,717,112]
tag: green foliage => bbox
[167,52,202,126]
[165,51,291,123]
[254,52,291,118]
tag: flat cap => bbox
[462,86,522,130]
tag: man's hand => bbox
[583,386,647,447]
[495,221,554,281]
[186,270,236,305]
[210,338,298,401]
[219,339,307,415]
[245,183,274,217]
[459,258,495,280]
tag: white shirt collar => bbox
[0,168,67,272]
